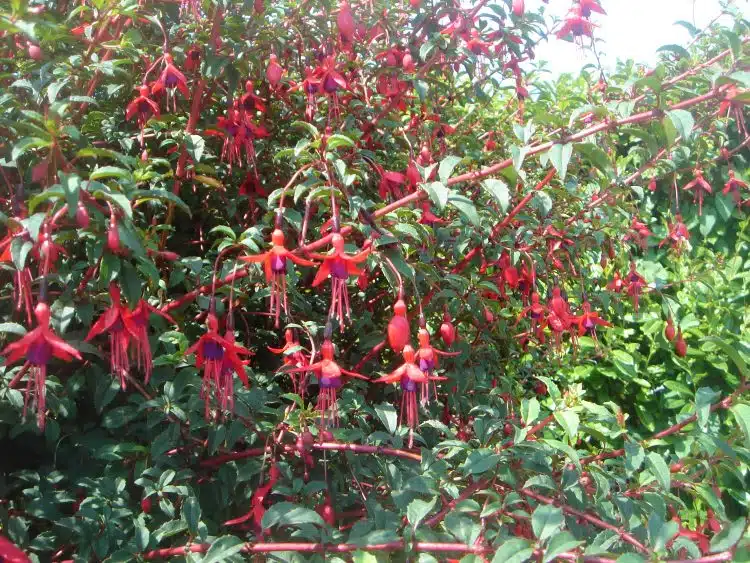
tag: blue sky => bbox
[528,0,745,75]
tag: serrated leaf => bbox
[0,323,28,336]
[547,143,573,180]
[203,536,245,563]
[625,441,645,472]
[730,404,750,450]
[186,134,205,163]
[695,387,720,429]
[261,502,325,529]
[491,538,533,563]
[544,531,583,562]
[667,109,695,140]
[531,504,563,542]
[554,410,579,443]
[326,134,355,150]
[422,181,449,211]
[448,194,480,226]
[407,496,438,530]
[709,517,746,553]
[438,155,462,183]
[482,179,510,213]
[521,397,540,426]
[703,336,747,379]
[646,452,670,490]
[375,402,398,434]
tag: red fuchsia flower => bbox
[607,271,625,293]
[572,301,611,342]
[546,309,569,354]
[0,534,30,563]
[126,85,160,147]
[378,169,407,200]
[683,169,712,216]
[575,0,606,17]
[512,0,524,16]
[496,250,520,299]
[184,45,201,72]
[648,177,657,192]
[543,226,575,271]
[624,262,647,313]
[675,329,688,357]
[240,229,316,328]
[240,80,267,114]
[314,56,347,119]
[556,15,596,42]
[268,328,309,396]
[623,218,653,251]
[336,0,356,45]
[2,301,82,430]
[266,54,284,89]
[517,261,536,304]
[375,345,445,440]
[150,54,189,112]
[316,493,336,526]
[130,299,175,384]
[516,292,547,341]
[723,170,748,202]
[659,214,690,255]
[208,107,269,170]
[283,339,367,428]
[387,298,411,353]
[185,313,253,419]
[85,283,139,390]
[548,286,572,323]
[416,326,459,404]
[308,233,371,329]
[664,316,676,342]
[719,85,749,136]
[418,200,446,227]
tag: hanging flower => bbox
[184,45,201,72]
[1,301,82,430]
[185,313,253,419]
[240,80,267,114]
[126,85,160,147]
[150,54,189,112]
[268,328,309,396]
[374,345,444,440]
[624,262,647,313]
[282,339,367,428]
[266,54,284,89]
[623,218,653,251]
[130,299,176,384]
[85,284,139,390]
[516,292,547,339]
[416,327,459,404]
[572,301,611,342]
[658,214,690,255]
[240,229,316,328]
[308,233,370,328]
[0,534,31,563]
[682,169,712,216]
[575,0,606,17]
[723,170,748,201]
[606,271,625,293]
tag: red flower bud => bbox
[440,312,456,347]
[28,44,42,60]
[387,299,410,353]
[675,330,687,357]
[664,317,676,342]
[107,214,120,252]
[141,497,153,513]
[512,0,524,17]
[648,177,657,192]
[76,202,90,228]
[337,0,355,43]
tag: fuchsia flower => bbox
[308,233,371,329]
[723,170,748,201]
[1,302,82,430]
[624,262,647,313]
[624,218,653,251]
[375,345,445,437]
[683,169,712,216]
[659,214,690,255]
[151,54,189,111]
[268,328,309,396]
[240,80,267,114]
[416,326,459,404]
[185,313,253,419]
[126,86,160,147]
[572,301,611,341]
[86,284,139,390]
[575,0,606,17]
[266,54,284,89]
[283,339,366,428]
[240,229,316,328]
[130,299,176,384]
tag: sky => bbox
[527,0,747,75]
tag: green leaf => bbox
[407,496,438,530]
[547,143,573,181]
[510,145,528,172]
[544,439,580,470]
[59,173,81,218]
[89,166,133,182]
[182,497,201,534]
[447,194,480,226]
[95,190,132,219]
[695,387,720,429]
[544,531,583,562]
[666,109,695,140]
[703,336,747,379]
[422,181,449,211]
[132,189,191,217]
[709,517,746,553]
[731,404,750,450]
[438,155,462,183]
[624,441,645,472]
[375,402,398,434]
[462,449,501,475]
[521,397,540,426]
[657,44,691,59]
[491,538,533,563]
[326,134,355,150]
[532,192,552,216]
[203,536,245,563]
[616,555,646,563]
[482,179,510,213]
[554,410,579,443]
[0,323,27,336]
[646,452,670,490]
[261,502,325,529]
[531,504,563,542]
[186,134,205,163]
[10,238,33,270]
[12,137,51,161]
